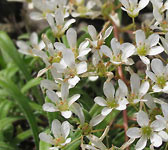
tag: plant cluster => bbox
[1,0,168,150]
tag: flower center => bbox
[112,54,122,62]
[156,76,166,88]
[128,93,138,104]
[57,100,69,111]
[137,45,147,56]
[107,99,118,108]
[141,126,152,138]
[53,136,65,146]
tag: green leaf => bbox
[39,140,51,150]
[0,78,39,150]
[0,31,30,80]
[0,141,17,150]
[0,117,21,131]
[0,100,14,119]
[21,78,42,94]
[12,129,32,144]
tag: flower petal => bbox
[94,97,107,106]
[61,121,70,138]
[39,132,53,144]
[103,81,115,99]
[89,114,105,127]
[76,61,87,74]
[150,120,165,131]
[135,30,145,46]
[137,111,149,127]
[52,119,62,138]
[88,25,97,41]
[101,107,112,116]
[68,94,80,106]
[150,133,162,147]
[151,58,164,76]
[61,82,69,100]
[43,103,58,112]
[126,127,141,138]
[139,81,149,97]
[130,73,140,94]
[66,28,77,49]
[135,136,147,150]
[46,90,59,103]
[61,111,72,118]
[148,46,164,55]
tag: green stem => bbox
[132,17,136,30]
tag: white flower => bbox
[40,79,59,91]
[43,82,80,118]
[16,32,45,55]
[46,9,75,38]
[83,135,107,150]
[72,103,105,132]
[150,0,168,23]
[135,30,164,64]
[66,28,91,59]
[127,111,165,150]
[155,103,168,142]
[71,0,101,18]
[120,0,149,18]
[100,38,135,65]
[30,0,68,20]
[94,80,128,116]
[146,58,168,93]
[53,47,87,87]
[87,25,113,66]
[151,10,168,32]
[128,73,150,104]
[39,119,71,148]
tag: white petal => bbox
[71,103,85,125]
[88,25,97,41]
[144,94,156,110]
[146,33,159,47]
[146,70,156,82]
[118,79,128,96]
[66,28,77,49]
[151,58,164,76]
[61,111,72,118]
[68,76,80,87]
[135,30,145,46]
[158,131,168,142]
[78,48,91,57]
[111,38,120,56]
[30,32,38,46]
[101,107,112,116]
[137,111,149,127]
[16,41,29,50]
[64,138,71,144]
[61,82,69,100]
[140,56,150,64]
[148,46,164,55]
[150,133,162,147]
[53,63,66,73]
[126,127,141,138]
[61,121,70,138]
[94,97,107,106]
[39,132,53,144]
[103,81,115,99]
[150,120,165,131]
[130,73,140,94]
[153,8,163,22]
[135,136,147,150]
[100,45,112,58]
[62,49,75,68]
[54,42,66,51]
[120,0,129,8]
[52,119,62,138]
[29,12,43,20]
[116,98,128,110]
[121,43,135,58]
[139,81,149,97]
[138,0,149,10]
[103,26,113,39]
[152,84,162,92]
[43,103,58,112]
[68,94,80,106]
[89,114,105,127]
[76,61,87,74]
[55,9,64,25]
[63,19,76,31]
[161,103,168,118]
[46,90,59,103]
